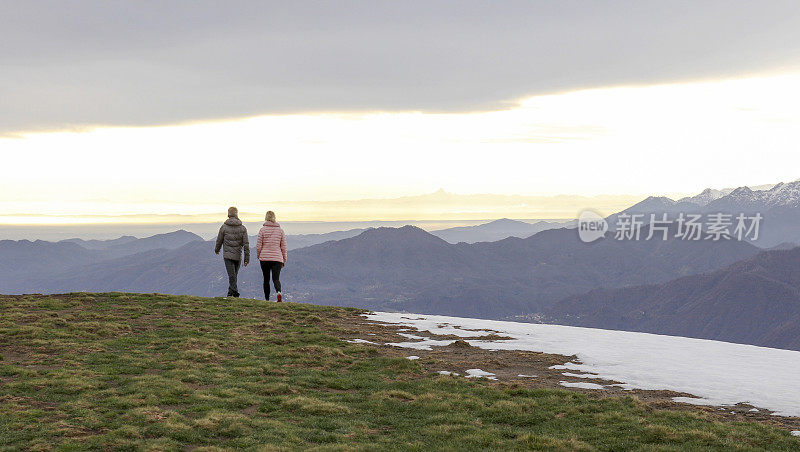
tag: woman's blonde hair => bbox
[265,210,276,222]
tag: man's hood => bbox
[225,217,242,226]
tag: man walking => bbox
[215,206,250,297]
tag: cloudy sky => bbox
[2,1,800,222]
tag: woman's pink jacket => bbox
[256,221,287,263]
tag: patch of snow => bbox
[345,339,376,344]
[438,370,459,376]
[465,368,498,380]
[517,374,537,378]
[791,430,800,437]
[562,372,601,379]
[366,312,800,417]
[398,332,426,340]
[384,338,456,350]
[672,397,717,406]
[749,408,759,412]
[390,316,492,337]
[406,356,419,360]
[560,381,605,390]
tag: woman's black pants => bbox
[260,260,282,300]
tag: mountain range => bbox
[7,223,758,320]
[280,229,367,250]
[3,180,800,351]
[61,229,203,256]
[429,218,572,244]
[285,224,758,316]
[610,180,800,247]
[254,218,571,250]
[548,246,800,350]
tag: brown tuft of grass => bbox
[281,396,351,415]
[516,434,597,451]
[194,410,253,437]
[183,349,221,363]
[374,389,415,402]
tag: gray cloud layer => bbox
[2,0,800,133]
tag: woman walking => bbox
[256,211,288,302]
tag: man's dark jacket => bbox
[215,216,250,262]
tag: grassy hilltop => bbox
[0,293,798,451]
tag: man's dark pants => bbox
[224,258,241,297]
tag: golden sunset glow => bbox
[2,73,800,224]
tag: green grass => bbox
[0,293,798,451]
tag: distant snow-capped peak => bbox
[678,188,732,206]
[760,180,800,206]
[677,180,800,208]
[707,180,800,208]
